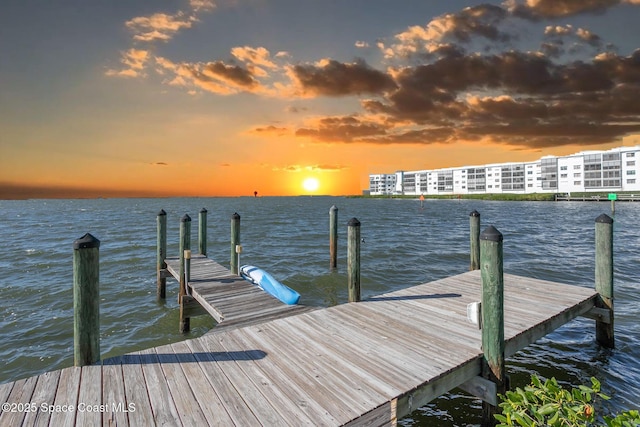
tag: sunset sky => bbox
[2,0,640,198]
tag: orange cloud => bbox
[105,49,150,77]
[126,12,195,42]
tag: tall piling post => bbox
[73,233,100,367]
[329,205,338,270]
[480,225,506,427]
[179,215,192,333]
[179,214,191,302]
[347,218,361,302]
[156,209,167,299]
[469,210,481,271]
[230,213,241,275]
[595,214,615,348]
[199,208,207,256]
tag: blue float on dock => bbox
[240,264,301,305]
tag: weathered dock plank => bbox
[184,337,264,426]
[76,365,102,427]
[135,348,182,426]
[0,376,38,426]
[119,353,155,427]
[22,370,61,427]
[101,358,129,427]
[48,366,81,427]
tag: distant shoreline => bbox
[351,191,640,202]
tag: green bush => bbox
[496,375,640,427]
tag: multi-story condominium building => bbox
[369,146,640,196]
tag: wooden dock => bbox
[164,254,314,329]
[555,193,640,202]
[0,269,601,426]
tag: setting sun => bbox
[302,177,320,193]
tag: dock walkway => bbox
[164,254,313,329]
[0,269,599,426]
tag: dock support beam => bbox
[157,209,167,300]
[179,214,191,333]
[73,233,100,367]
[480,225,506,427]
[469,210,480,271]
[595,214,614,348]
[199,208,207,256]
[329,205,338,270]
[347,218,361,302]
[230,213,241,275]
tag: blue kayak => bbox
[239,265,301,305]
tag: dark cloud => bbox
[294,48,640,149]
[250,125,289,136]
[438,4,511,43]
[507,0,623,19]
[291,59,397,96]
[295,116,392,142]
[203,61,258,88]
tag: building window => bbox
[560,166,568,171]
[574,165,581,169]
[628,161,636,166]
[541,157,558,189]
[627,170,636,175]
[626,152,635,158]
[574,181,582,185]
[560,173,568,178]
[528,183,533,187]
[574,173,581,178]
[628,179,636,184]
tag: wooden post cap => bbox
[232,212,240,220]
[73,233,100,250]
[181,214,191,222]
[200,208,207,213]
[480,225,503,242]
[348,218,361,227]
[183,249,192,259]
[330,205,338,212]
[470,210,480,217]
[595,214,613,224]
[157,209,166,216]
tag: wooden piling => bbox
[73,233,100,367]
[199,208,207,256]
[179,214,191,303]
[469,210,480,271]
[184,249,192,286]
[329,205,338,270]
[347,218,361,302]
[156,209,167,300]
[480,225,506,427]
[179,214,192,334]
[595,214,614,348]
[230,213,241,275]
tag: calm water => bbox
[0,196,638,425]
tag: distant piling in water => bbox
[73,233,100,367]
[199,208,207,256]
[230,213,241,275]
[347,217,361,302]
[156,209,167,299]
[595,213,614,348]
[329,205,338,270]
[469,210,480,271]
